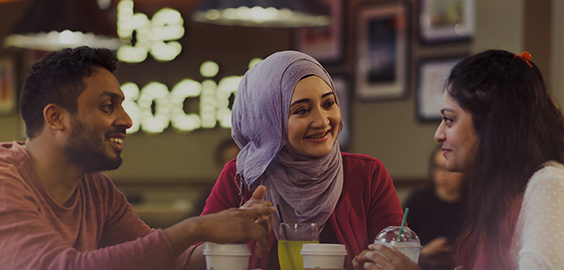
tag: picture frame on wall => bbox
[416,56,464,121]
[355,2,409,101]
[332,75,351,151]
[0,56,17,115]
[419,0,475,43]
[295,0,344,64]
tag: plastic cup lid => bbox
[300,243,347,255]
[203,242,251,256]
[374,226,421,247]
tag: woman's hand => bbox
[240,185,274,257]
[352,244,419,270]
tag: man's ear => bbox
[43,104,68,131]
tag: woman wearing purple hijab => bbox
[185,51,405,270]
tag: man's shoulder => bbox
[0,142,37,202]
[0,142,30,174]
[0,141,26,161]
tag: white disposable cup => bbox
[203,242,251,270]
[300,243,347,270]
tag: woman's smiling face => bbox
[287,76,341,157]
[434,91,480,174]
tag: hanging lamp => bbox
[191,0,331,28]
[4,0,121,51]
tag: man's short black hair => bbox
[20,46,117,139]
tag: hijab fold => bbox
[231,51,344,238]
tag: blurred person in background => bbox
[214,137,241,167]
[403,145,467,270]
[189,138,241,217]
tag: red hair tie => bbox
[514,51,532,68]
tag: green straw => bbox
[397,208,409,241]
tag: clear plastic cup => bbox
[374,226,422,263]
[203,242,251,270]
[278,222,319,270]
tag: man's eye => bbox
[102,104,114,112]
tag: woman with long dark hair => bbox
[353,50,564,269]
[439,50,564,269]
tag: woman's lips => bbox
[305,130,331,142]
[441,148,452,157]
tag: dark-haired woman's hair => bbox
[448,50,564,269]
[20,46,117,139]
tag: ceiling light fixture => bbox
[191,0,331,28]
[4,0,121,51]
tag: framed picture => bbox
[416,56,464,121]
[332,75,351,151]
[355,2,409,101]
[295,0,344,64]
[419,0,475,43]
[0,56,17,115]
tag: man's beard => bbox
[62,119,123,173]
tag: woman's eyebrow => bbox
[290,98,310,108]
[440,108,455,114]
[290,92,335,107]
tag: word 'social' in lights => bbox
[117,0,184,63]
[115,1,263,134]
[122,59,263,134]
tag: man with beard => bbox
[0,46,274,270]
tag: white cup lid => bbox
[203,242,251,256]
[301,243,347,255]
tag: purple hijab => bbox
[231,50,344,237]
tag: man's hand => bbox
[164,194,275,257]
[241,185,274,234]
[196,206,274,246]
[240,185,269,208]
[240,185,274,256]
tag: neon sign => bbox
[122,59,262,134]
[115,1,263,134]
[116,0,184,63]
